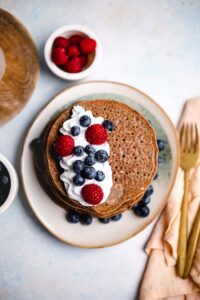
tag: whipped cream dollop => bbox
[59,105,113,206]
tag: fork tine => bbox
[179,123,185,151]
[194,123,199,153]
[191,123,194,153]
[185,123,189,152]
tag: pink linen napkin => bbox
[139,99,200,300]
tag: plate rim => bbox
[21,80,180,248]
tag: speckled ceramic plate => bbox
[21,81,179,248]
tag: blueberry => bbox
[71,126,80,136]
[111,214,122,221]
[95,171,105,182]
[134,205,150,217]
[74,146,84,157]
[0,175,9,186]
[139,195,151,205]
[102,120,114,132]
[82,166,96,179]
[66,211,80,223]
[85,145,96,155]
[99,218,110,224]
[80,115,91,127]
[157,139,165,151]
[85,155,96,166]
[80,214,93,225]
[73,174,85,186]
[153,172,158,180]
[30,138,41,151]
[144,185,154,198]
[72,160,84,174]
[95,150,109,163]
[158,156,164,165]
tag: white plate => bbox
[21,81,179,248]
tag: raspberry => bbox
[67,45,80,57]
[53,37,69,49]
[52,47,69,65]
[69,34,83,45]
[81,184,103,205]
[64,57,82,73]
[79,55,88,67]
[85,124,108,145]
[54,135,74,157]
[80,38,96,54]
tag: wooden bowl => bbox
[0,9,39,124]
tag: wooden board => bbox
[0,9,39,124]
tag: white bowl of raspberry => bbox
[44,25,102,81]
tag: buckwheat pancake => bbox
[34,99,158,218]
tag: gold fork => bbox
[176,123,199,278]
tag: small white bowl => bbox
[0,154,18,215]
[44,25,102,81]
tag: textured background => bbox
[0,1,200,299]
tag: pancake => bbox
[34,99,158,218]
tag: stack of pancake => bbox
[34,100,158,218]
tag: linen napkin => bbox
[139,99,200,300]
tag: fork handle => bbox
[176,170,189,278]
[183,204,200,278]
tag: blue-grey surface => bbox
[0,1,200,299]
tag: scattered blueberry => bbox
[80,115,91,127]
[134,205,150,217]
[157,139,165,151]
[82,166,96,179]
[95,171,105,182]
[80,214,93,225]
[95,150,109,163]
[30,138,41,151]
[102,120,114,132]
[144,185,154,198]
[74,146,84,157]
[72,160,84,174]
[139,194,151,206]
[111,214,122,221]
[85,155,96,166]
[153,172,158,180]
[73,174,85,186]
[71,126,80,136]
[99,218,110,224]
[66,211,80,223]
[158,156,164,165]
[85,145,96,155]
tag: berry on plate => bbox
[95,170,105,181]
[80,115,91,127]
[71,125,80,136]
[85,155,96,166]
[85,145,96,155]
[64,57,82,73]
[53,36,69,49]
[67,45,80,57]
[72,160,84,174]
[85,124,108,145]
[102,120,114,132]
[73,174,85,186]
[81,184,103,205]
[74,146,84,156]
[52,47,69,65]
[80,214,93,225]
[66,211,80,223]
[82,166,96,179]
[54,135,74,157]
[80,38,96,54]
[95,150,109,163]
[69,34,83,45]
